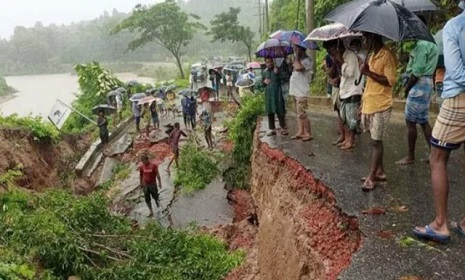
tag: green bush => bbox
[174,135,221,193]
[225,94,265,189]
[0,187,242,280]
[62,62,125,134]
[0,115,60,142]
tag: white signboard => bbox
[47,100,72,129]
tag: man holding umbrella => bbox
[396,16,438,166]
[360,33,398,191]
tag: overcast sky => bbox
[0,0,161,39]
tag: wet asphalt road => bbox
[258,109,465,280]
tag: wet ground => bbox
[258,110,465,280]
[108,112,234,229]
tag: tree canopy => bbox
[209,7,255,61]
[113,0,203,78]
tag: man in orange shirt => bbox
[360,33,398,191]
[139,154,162,217]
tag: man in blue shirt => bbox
[414,1,465,244]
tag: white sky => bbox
[0,0,161,39]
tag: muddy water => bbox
[0,73,153,118]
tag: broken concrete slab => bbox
[108,133,133,157]
[96,157,118,187]
[84,153,103,178]
[170,178,233,228]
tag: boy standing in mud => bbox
[167,122,187,174]
[138,154,162,217]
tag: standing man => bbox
[263,57,288,136]
[289,45,313,141]
[132,101,141,134]
[360,33,398,191]
[333,41,363,150]
[323,40,343,145]
[396,16,439,165]
[413,2,465,244]
[138,154,162,217]
[167,122,187,174]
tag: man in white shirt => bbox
[289,45,313,141]
[334,41,363,150]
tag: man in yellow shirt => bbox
[360,33,398,191]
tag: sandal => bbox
[267,131,277,136]
[281,130,289,136]
[291,135,302,140]
[302,136,314,142]
[413,225,451,244]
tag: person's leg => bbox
[292,97,303,139]
[396,121,417,165]
[363,140,383,190]
[150,186,160,208]
[144,187,154,217]
[268,113,276,135]
[277,114,287,134]
[334,112,345,145]
[135,117,140,133]
[420,122,432,146]
[414,147,451,236]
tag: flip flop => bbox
[413,225,451,244]
[267,131,277,136]
[302,136,314,142]
[451,222,465,239]
[281,130,289,136]
[291,135,302,140]
[360,176,387,182]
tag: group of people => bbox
[262,3,465,244]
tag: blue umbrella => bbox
[256,39,293,58]
[270,30,319,50]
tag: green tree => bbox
[112,0,202,78]
[209,7,255,61]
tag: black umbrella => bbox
[325,0,435,43]
[92,104,116,115]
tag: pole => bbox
[306,0,316,75]
[57,99,97,125]
[258,0,263,38]
[296,0,301,30]
[265,0,269,34]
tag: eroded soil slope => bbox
[0,129,90,192]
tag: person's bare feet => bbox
[362,177,378,191]
[332,137,344,145]
[395,156,414,165]
[301,135,313,142]
[291,134,303,140]
[340,142,355,150]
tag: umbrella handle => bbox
[355,75,362,86]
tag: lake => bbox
[0,73,154,118]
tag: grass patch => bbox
[0,168,243,279]
[224,94,265,189]
[0,114,60,142]
[174,135,221,193]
